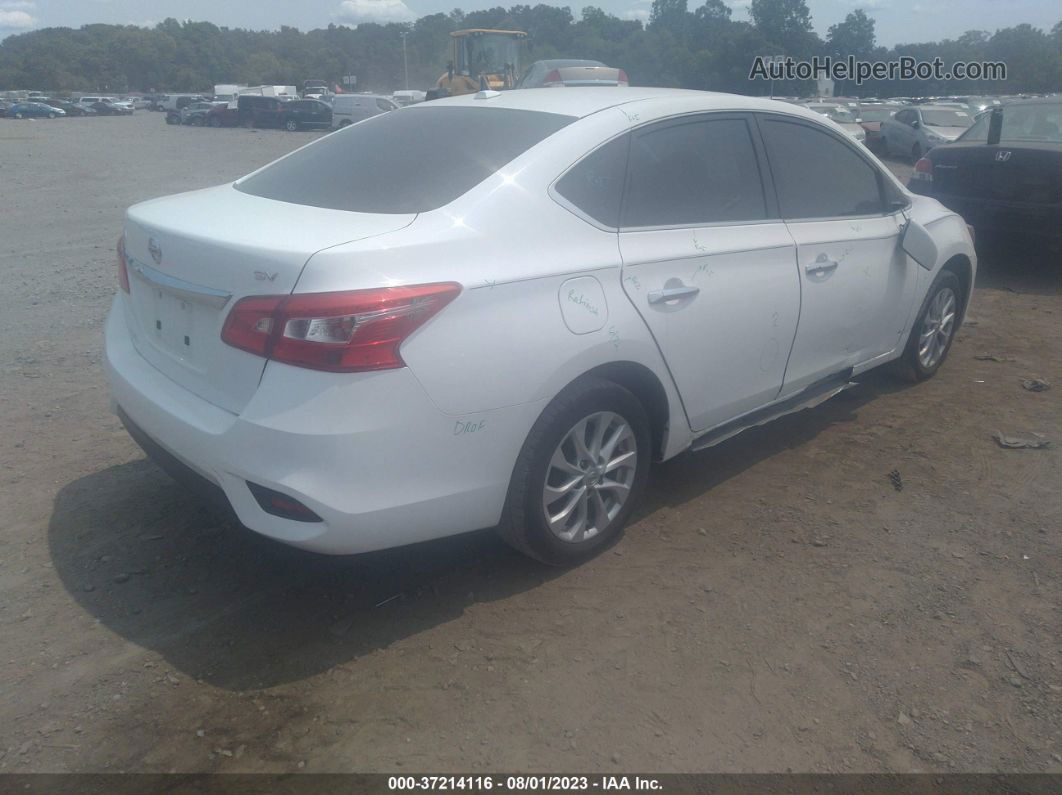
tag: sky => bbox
[0,0,1058,47]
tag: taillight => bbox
[543,69,564,87]
[912,157,933,182]
[221,283,461,373]
[117,235,130,292]
[617,69,629,86]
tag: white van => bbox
[331,93,399,128]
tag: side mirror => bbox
[910,119,920,129]
[901,218,938,271]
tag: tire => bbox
[284,118,299,132]
[208,116,222,128]
[894,269,963,382]
[190,116,204,127]
[912,143,922,162]
[498,376,651,565]
[48,112,57,119]
[14,112,23,119]
[338,119,352,128]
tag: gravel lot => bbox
[1,111,1059,774]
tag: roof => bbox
[412,87,825,121]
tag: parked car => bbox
[908,97,1062,242]
[236,94,289,127]
[204,104,240,128]
[35,98,91,117]
[77,95,112,109]
[881,105,974,160]
[7,102,65,119]
[179,101,225,126]
[160,94,207,112]
[0,99,7,117]
[805,103,866,143]
[91,100,132,116]
[856,103,901,149]
[330,93,397,128]
[392,90,426,106]
[279,99,333,130]
[105,88,975,564]
[517,59,629,88]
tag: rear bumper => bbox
[104,296,545,554]
[926,192,1062,239]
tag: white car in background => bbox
[805,102,867,143]
[880,105,975,160]
[331,93,399,127]
[105,88,975,564]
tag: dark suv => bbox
[237,95,332,130]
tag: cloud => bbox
[0,9,36,28]
[622,7,649,22]
[334,0,416,24]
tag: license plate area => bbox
[128,259,232,373]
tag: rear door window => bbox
[622,116,768,228]
[760,118,885,219]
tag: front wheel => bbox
[284,118,298,131]
[895,270,962,382]
[14,112,23,119]
[48,112,57,119]
[499,377,651,565]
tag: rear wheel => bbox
[895,269,962,381]
[208,116,222,128]
[499,377,650,565]
[284,118,299,132]
[14,112,23,119]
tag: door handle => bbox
[647,284,700,304]
[805,255,839,275]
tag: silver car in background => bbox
[880,105,975,160]
[517,59,629,88]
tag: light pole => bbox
[400,31,409,90]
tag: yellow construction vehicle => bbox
[430,29,527,98]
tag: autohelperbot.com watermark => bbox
[749,55,1007,85]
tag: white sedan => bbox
[105,88,976,564]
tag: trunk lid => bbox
[931,143,1062,204]
[122,184,415,413]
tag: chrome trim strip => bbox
[130,259,232,310]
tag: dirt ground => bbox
[0,112,1059,775]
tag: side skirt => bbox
[690,369,855,452]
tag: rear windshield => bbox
[921,109,972,128]
[235,106,575,213]
[858,107,897,122]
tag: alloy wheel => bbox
[917,286,957,370]
[542,411,638,543]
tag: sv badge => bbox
[254,271,279,282]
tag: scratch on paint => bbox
[623,274,641,291]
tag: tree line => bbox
[0,0,1059,98]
